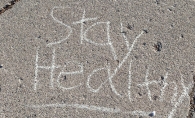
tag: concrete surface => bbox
[0,0,195,118]
[0,0,10,7]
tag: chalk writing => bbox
[34,47,61,90]
[73,10,117,60]
[83,21,118,60]
[168,73,192,118]
[87,66,109,93]
[72,9,98,44]
[57,61,83,91]
[128,59,132,101]
[47,7,73,47]
[27,103,156,117]
[28,6,193,118]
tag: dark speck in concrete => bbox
[155,0,160,5]
[153,95,158,100]
[181,34,184,38]
[161,76,164,80]
[143,29,148,33]
[168,8,172,11]
[134,55,138,59]
[64,76,66,80]
[138,92,142,96]
[173,4,177,7]
[149,112,155,117]
[127,23,134,30]
[121,31,127,35]
[155,41,162,51]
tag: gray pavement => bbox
[0,0,9,7]
[0,0,195,117]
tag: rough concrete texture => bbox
[0,0,195,118]
[0,0,10,7]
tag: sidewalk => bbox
[0,0,195,117]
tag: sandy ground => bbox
[0,0,195,118]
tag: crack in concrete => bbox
[188,74,195,118]
[0,0,20,15]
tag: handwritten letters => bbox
[30,7,192,118]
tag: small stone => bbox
[143,29,148,33]
[149,111,156,117]
[155,41,162,51]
